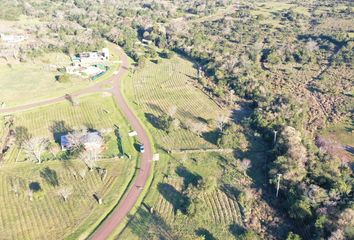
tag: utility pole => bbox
[273,130,278,146]
[276,174,282,198]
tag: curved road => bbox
[0,46,153,240]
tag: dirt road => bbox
[0,45,153,240]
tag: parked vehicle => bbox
[139,144,145,153]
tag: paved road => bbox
[0,46,153,240]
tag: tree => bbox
[80,150,97,171]
[15,126,31,146]
[66,127,88,151]
[187,121,207,137]
[157,114,173,132]
[79,133,103,170]
[161,49,174,59]
[287,232,302,240]
[167,105,177,118]
[56,74,71,83]
[240,158,252,176]
[137,56,147,68]
[217,123,248,150]
[57,186,73,202]
[22,137,49,164]
[216,113,229,132]
[239,230,260,240]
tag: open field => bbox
[117,54,256,239]
[0,38,120,107]
[118,152,245,240]
[0,94,138,239]
[122,55,229,150]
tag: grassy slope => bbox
[117,55,246,239]
[126,55,229,150]
[0,94,138,239]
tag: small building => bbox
[73,48,110,64]
[61,131,102,151]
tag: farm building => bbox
[72,48,109,63]
[60,131,102,151]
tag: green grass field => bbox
[0,94,138,239]
[123,55,229,151]
[0,42,120,108]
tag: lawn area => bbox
[122,54,229,151]
[0,42,120,108]
[0,94,139,239]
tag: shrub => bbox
[56,74,71,83]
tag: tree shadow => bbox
[146,103,164,114]
[232,101,254,124]
[40,167,59,187]
[158,183,190,214]
[179,109,200,122]
[202,130,219,145]
[175,166,202,191]
[114,127,124,155]
[183,73,199,81]
[29,182,41,192]
[195,228,216,240]
[84,122,98,132]
[133,143,141,152]
[144,113,162,130]
[49,121,72,143]
[220,184,241,201]
[125,206,175,240]
[229,223,246,237]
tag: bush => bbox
[56,74,71,83]
[217,123,248,150]
[161,49,175,59]
[157,114,173,132]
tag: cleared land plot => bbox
[0,94,138,239]
[124,55,229,150]
[0,41,120,107]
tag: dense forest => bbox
[1,0,353,239]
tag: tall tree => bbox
[22,137,49,164]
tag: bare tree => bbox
[187,121,207,137]
[78,168,87,179]
[26,189,33,201]
[167,105,177,118]
[306,40,319,51]
[171,118,180,131]
[67,127,88,150]
[22,137,49,164]
[80,151,97,171]
[82,133,104,162]
[240,158,252,176]
[57,186,73,202]
[216,114,229,132]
